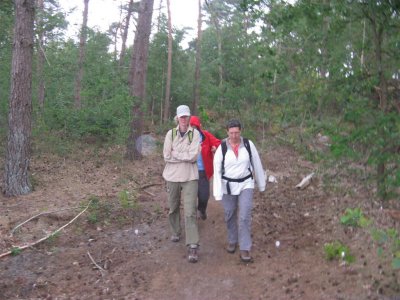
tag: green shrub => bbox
[371,227,400,270]
[324,241,355,263]
[340,207,371,228]
[118,189,139,210]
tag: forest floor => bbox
[0,136,399,300]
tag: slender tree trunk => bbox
[163,0,172,123]
[317,0,330,116]
[156,0,164,32]
[36,0,45,111]
[360,19,366,71]
[3,0,35,196]
[119,0,134,66]
[205,0,224,105]
[126,0,154,161]
[192,0,202,115]
[74,0,89,109]
[372,18,389,200]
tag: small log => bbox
[295,172,315,190]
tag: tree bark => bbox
[366,4,390,200]
[163,0,172,123]
[205,0,224,106]
[119,0,135,66]
[126,0,154,161]
[3,0,35,196]
[372,16,388,200]
[74,0,89,109]
[36,0,45,111]
[192,0,202,115]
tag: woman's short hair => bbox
[226,119,242,130]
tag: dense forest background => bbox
[0,0,399,200]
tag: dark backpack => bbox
[220,138,253,194]
[221,138,252,174]
[171,128,193,143]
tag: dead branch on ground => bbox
[0,200,92,259]
[134,183,163,190]
[87,251,107,276]
[295,172,315,190]
[11,206,82,235]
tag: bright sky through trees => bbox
[59,0,202,48]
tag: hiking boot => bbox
[170,235,180,242]
[240,250,252,263]
[226,243,237,254]
[188,245,198,263]
[199,210,207,220]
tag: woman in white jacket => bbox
[213,119,266,262]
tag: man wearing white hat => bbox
[162,105,201,263]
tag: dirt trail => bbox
[0,143,399,299]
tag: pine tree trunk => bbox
[126,0,154,161]
[119,0,135,66]
[74,0,89,109]
[370,7,389,201]
[192,0,202,115]
[205,0,224,106]
[3,0,35,196]
[163,0,172,123]
[36,0,45,111]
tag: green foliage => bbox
[340,208,371,228]
[370,227,400,269]
[118,189,139,210]
[331,106,400,200]
[324,241,355,263]
[86,195,112,224]
[11,247,21,256]
[46,231,61,245]
[41,90,132,144]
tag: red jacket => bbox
[190,116,221,180]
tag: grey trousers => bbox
[222,188,254,251]
[167,180,199,246]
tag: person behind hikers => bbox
[189,116,221,220]
[213,119,266,262]
[162,105,201,263]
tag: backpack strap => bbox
[221,140,227,176]
[243,138,253,169]
[171,128,177,141]
[171,128,193,143]
[220,138,253,195]
[188,130,193,143]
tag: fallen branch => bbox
[0,200,92,259]
[11,206,82,235]
[143,190,155,197]
[87,251,107,276]
[295,172,315,190]
[135,183,163,190]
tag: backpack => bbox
[171,128,193,143]
[220,138,253,195]
[221,138,252,175]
